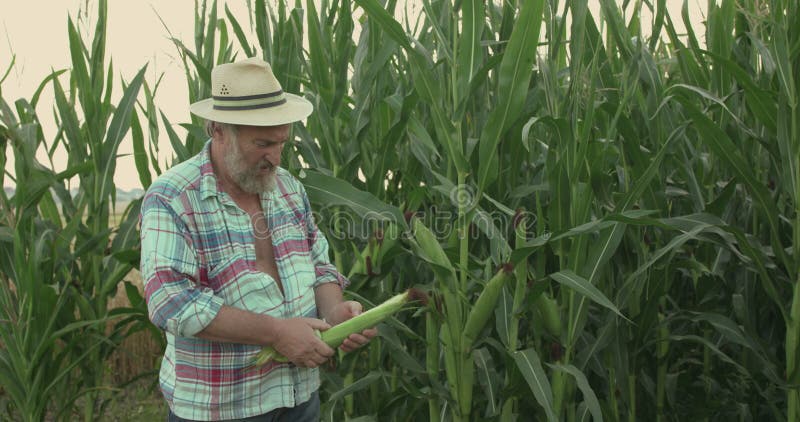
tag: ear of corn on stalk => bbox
[462,264,515,350]
[347,223,400,277]
[536,293,562,338]
[253,288,427,366]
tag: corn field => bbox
[0,0,798,420]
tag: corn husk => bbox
[254,288,426,366]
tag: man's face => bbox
[222,124,290,194]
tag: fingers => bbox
[301,353,329,368]
[345,301,363,315]
[275,318,335,367]
[302,318,334,355]
[339,329,378,353]
[307,317,332,331]
[294,343,334,368]
[315,340,335,358]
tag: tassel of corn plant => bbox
[253,288,427,366]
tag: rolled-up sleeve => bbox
[140,192,223,337]
[297,184,349,290]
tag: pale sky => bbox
[1,1,254,191]
[1,1,705,191]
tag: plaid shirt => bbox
[140,141,347,421]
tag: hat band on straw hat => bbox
[212,90,287,111]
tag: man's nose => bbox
[267,145,282,166]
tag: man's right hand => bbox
[272,317,335,368]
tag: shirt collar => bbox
[199,140,221,201]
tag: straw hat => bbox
[189,57,313,126]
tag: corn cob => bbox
[536,293,562,338]
[461,264,515,350]
[253,288,427,366]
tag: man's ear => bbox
[210,122,225,142]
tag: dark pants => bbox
[167,391,320,422]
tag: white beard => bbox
[224,138,277,194]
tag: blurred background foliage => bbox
[1,0,798,420]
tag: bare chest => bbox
[245,206,283,294]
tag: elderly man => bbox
[140,57,376,421]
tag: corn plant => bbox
[0,88,104,421]
[0,0,158,419]
[167,0,799,420]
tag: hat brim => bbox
[189,93,313,126]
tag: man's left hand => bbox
[328,301,378,353]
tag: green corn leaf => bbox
[30,69,67,109]
[111,198,142,252]
[670,334,751,377]
[455,0,484,104]
[0,55,13,87]
[676,97,789,272]
[509,232,551,265]
[202,0,218,67]
[0,227,12,243]
[474,347,500,418]
[130,112,152,190]
[625,224,708,283]
[378,325,426,374]
[698,50,777,131]
[769,14,796,106]
[328,371,383,402]
[547,363,603,422]
[55,161,92,182]
[495,286,513,348]
[406,55,468,173]
[51,76,82,157]
[550,270,626,321]
[66,18,90,109]
[581,223,625,285]
[513,348,557,422]
[89,0,108,95]
[226,4,253,57]
[598,0,632,60]
[663,12,706,86]
[669,84,750,129]
[419,0,452,63]
[576,402,592,422]
[161,111,191,163]
[649,0,666,51]
[355,0,468,173]
[254,0,270,58]
[38,190,61,229]
[476,0,544,192]
[72,232,113,270]
[689,313,750,351]
[99,261,134,300]
[298,170,406,228]
[689,312,780,383]
[306,0,332,102]
[353,0,413,51]
[777,102,799,207]
[100,66,147,198]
